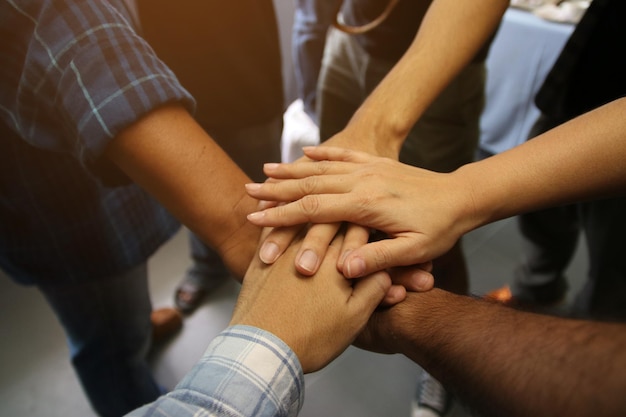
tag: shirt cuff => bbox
[130,325,304,417]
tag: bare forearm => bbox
[345,0,507,154]
[105,104,260,277]
[372,290,626,417]
[456,97,626,233]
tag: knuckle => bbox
[313,160,333,175]
[269,204,288,223]
[298,195,322,218]
[298,176,319,196]
[372,244,394,271]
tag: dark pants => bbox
[39,263,159,417]
[513,115,626,320]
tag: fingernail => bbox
[259,242,279,264]
[346,257,365,278]
[257,200,273,210]
[414,271,433,291]
[247,211,266,222]
[338,250,352,268]
[245,183,262,191]
[264,163,280,171]
[298,250,318,274]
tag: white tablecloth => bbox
[479,8,575,155]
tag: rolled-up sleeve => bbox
[1,0,194,166]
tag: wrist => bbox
[345,107,408,158]
[449,162,502,234]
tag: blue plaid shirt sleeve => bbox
[127,326,305,417]
[1,0,194,167]
[0,0,193,282]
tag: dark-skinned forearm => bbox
[370,290,626,417]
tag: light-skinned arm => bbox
[322,0,508,157]
[257,0,508,275]
[105,102,434,302]
[245,97,626,277]
[356,289,626,417]
[231,230,394,373]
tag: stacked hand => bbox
[231,231,405,373]
[246,146,476,279]
[254,129,401,277]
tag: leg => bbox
[507,114,578,304]
[293,0,340,123]
[317,28,369,141]
[175,231,233,314]
[39,263,158,417]
[512,206,577,304]
[574,197,626,320]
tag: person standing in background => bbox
[486,0,626,322]
[292,0,340,124]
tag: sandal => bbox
[174,280,208,314]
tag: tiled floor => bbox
[0,217,589,417]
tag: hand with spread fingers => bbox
[245,146,475,279]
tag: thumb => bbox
[349,271,392,315]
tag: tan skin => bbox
[257,0,508,277]
[104,103,259,279]
[104,103,433,302]
[108,99,626,416]
[240,98,626,416]
[358,289,626,417]
[230,231,395,374]
[245,98,626,276]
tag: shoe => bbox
[484,285,516,305]
[174,272,230,314]
[484,285,565,310]
[411,372,451,417]
[151,307,183,344]
[174,280,209,314]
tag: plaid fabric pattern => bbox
[128,326,305,417]
[0,0,194,283]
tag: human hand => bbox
[245,147,475,278]
[253,126,401,276]
[230,232,392,374]
[354,290,446,357]
[385,263,434,304]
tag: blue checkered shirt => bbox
[0,0,195,284]
[127,326,305,417]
